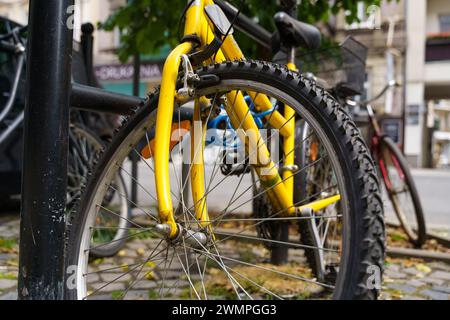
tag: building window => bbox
[407,105,420,126]
[439,15,450,33]
[346,1,381,30]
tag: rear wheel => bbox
[66,61,385,300]
[295,120,344,283]
[379,136,426,247]
[67,124,130,258]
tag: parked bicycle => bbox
[0,19,126,257]
[67,0,385,300]
[346,82,426,247]
[279,21,426,248]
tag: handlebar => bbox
[0,26,27,54]
[0,25,27,41]
[346,80,399,107]
[0,40,24,54]
[214,0,272,50]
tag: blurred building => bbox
[0,0,163,96]
[334,0,450,168]
[0,0,28,25]
[1,0,450,167]
[74,0,166,96]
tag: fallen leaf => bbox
[145,271,155,280]
[416,264,431,274]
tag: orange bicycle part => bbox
[141,120,191,159]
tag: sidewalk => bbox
[411,168,450,233]
[0,213,449,300]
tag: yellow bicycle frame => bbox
[153,0,340,238]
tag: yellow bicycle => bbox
[66,0,385,300]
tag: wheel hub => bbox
[155,223,209,249]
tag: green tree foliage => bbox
[101,0,388,62]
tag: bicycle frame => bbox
[153,0,340,238]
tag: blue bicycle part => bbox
[206,95,277,150]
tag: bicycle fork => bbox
[152,42,341,239]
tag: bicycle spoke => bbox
[85,241,166,299]
[190,246,335,290]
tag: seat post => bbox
[280,0,299,17]
[282,1,299,65]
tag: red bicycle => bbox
[347,81,426,247]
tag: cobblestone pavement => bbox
[1,214,449,300]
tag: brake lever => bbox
[347,80,400,107]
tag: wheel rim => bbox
[73,81,352,300]
[68,125,130,256]
[67,125,103,209]
[89,172,130,252]
[380,148,419,242]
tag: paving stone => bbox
[119,258,139,266]
[0,254,16,261]
[96,264,116,271]
[401,295,425,300]
[123,290,150,300]
[1,214,448,300]
[101,272,132,283]
[88,294,113,300]
[95,261,117,270]
[90,282,126,292]
[387,283,417,295]
[86,273,100,283]
[140,240,164,250]
[406,279,426,288]
[156,279,190,288]
[3,220,20,228]
[427,262,450,272]
[429,271,450,281]
[403,267,421,276]
[432,285,450,294]
[157,286,184,298]
[0,279,16,290]
[420,289,449,300]
[131,280,158,290]
[126,242,149,251]
[156,270,183,280]
[384,270,407,279]
[386,264,400,272]
[420,277,445,286]
[0,291,17,300]
[0,231,17,239]
[126,250,139,258]
[379,292,392,300]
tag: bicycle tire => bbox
[379,136,426,247]
[66,61,385,300]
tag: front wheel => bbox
[379,136,426,247]
[66,61,385,300]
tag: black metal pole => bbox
[18,0,74,300]
[270,0,298,266]
[80,23,98,87]
[131,53,141,206]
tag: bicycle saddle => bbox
[273,12,321,51]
